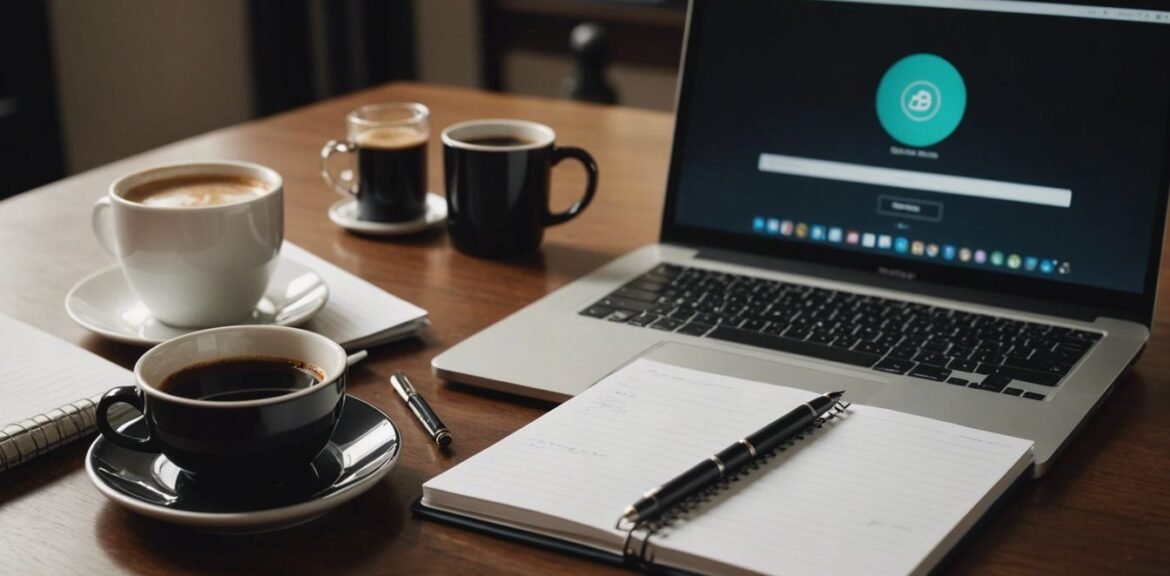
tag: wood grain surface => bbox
[0,83,1167,575]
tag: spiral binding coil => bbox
[0,397,130,473]
[620,400,852,567]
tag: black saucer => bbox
[86,395,400,534]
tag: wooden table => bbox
[0,83,1167,575]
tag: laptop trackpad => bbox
[634,341,887,404]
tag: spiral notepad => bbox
[420,356,1034,576]
[0,314,130,473]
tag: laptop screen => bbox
[664,0,1170,315]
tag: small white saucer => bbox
[86,396,400,534]
[328,192,447,236]
[65,257,329,347]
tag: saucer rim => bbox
[64,256,328,347]
[328,191,446,235]
[84,396,400,529]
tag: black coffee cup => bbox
[321,103,430,223]
[95,326,348,486]
[442,119,598,258]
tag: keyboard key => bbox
[946,377,969,386]
[708,326,881,367]
[783,326,811,340]
[831,335,859,349]
[1003,356,1072,375]
[807,331,835,344]
[1022,391,1047,401]
[626,312,658,327]
[678,322,713,336]
[649,317,683,331]
[1003,387,1024,396]
[873,358,914,375]
[854,341,890,356]
[913,351,946,367]
[596,296,653,312]
[580,305,612,318]
[972,374,1010,392]
[608,310,635,322]
[614,286,659,302]
[947,358,979,372]
[985,365,1061,386]
[908,364,951,382]
[887,346,918,361]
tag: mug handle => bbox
[91,196,117,257]
[96,386,161,452]
[320,140,358,196]
[544,146,598,226]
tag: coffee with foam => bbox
[123,175,270,208]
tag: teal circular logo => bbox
[876,54,966,147]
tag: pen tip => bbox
[829,390,846,399]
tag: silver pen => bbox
[389,371,452,450]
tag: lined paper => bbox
[423,359,1033,575]
[283,243,428,349]
[0,314,130,472]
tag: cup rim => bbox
[134,326,347,409]
[109,160,283,212]
[348,102,430,128]
[441,119,556,152]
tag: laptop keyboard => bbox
[580,264,1103,401]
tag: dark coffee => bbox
[160,357,323,402]
[460,136,536,147]
[356,127,428,222]
[444,122,597,258]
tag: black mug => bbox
[442,119,598,258]
[95,326,348,486]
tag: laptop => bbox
[434,0,1170,475]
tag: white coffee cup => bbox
[92,161,284,328]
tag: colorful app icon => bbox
[846,230,860,245]
[911,241,925,256]
[958,247,972,262]
[752,217,766,232]
[811,225,826,241]
[925,243,939,258]
[895,237,910,253]
[974,249,987,264]
[1024,256,1039,271]
[990,251,1005,266]
[828,227,843,243]
[1058,261,1071,275]
[1007,254,1022,269]
[1039,259,1054,274]
[862,233,877,248]
[780,220,795,236]
[878,235,893,249]
[942,245,956,260]
[796,223,809,238]
[766,218,781,234]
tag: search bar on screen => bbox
[757,153,1072,208]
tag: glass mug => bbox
[321,103,430,223]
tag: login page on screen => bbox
[672,0,1170,293]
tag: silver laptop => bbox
[434,0,1170,475]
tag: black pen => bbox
[621,390,844,525]
[390,371,452,450]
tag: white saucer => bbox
[65,257,329,347]
[328,192,447,236]
[86,396,400,534]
